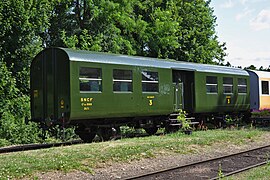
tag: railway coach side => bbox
[193,71,250,114]
[170,62,250,124]
[31,48,177,141]
[30,47,251,142]
[68,57,174,122]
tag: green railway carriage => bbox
[30,47,250,141]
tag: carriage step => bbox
[189,122,199,125]
[169,122,199,126]
[169,118,178,121]
[170,113,180,116]
[170,123,182,126]
[169,117,196,121]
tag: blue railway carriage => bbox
[248,70,270,110]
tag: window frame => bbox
[223,77,233,94]
[206,76,218,94]
[237,78,247,94]
[141,71,159,93]
[261,80,269,95]
[113,69,133,93]
[79,67,102,93]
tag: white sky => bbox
[211,0,270,68]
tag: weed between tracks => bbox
[0,129,268,179]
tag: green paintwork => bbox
[70,62,173,121]
[193,72,250,113]
[30,48,70,123]
[31,48,174,124]
[30,48,250,125]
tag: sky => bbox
[210,0,270,69]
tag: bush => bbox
[0,93,43,145]
[0,111,42,145]
[0,138,10,147]
[0,61,43,145]
[43,125,78,142]
[252,109,270,117]
[0,61,76,145]
[0,62,18,116]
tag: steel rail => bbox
[124,144,270,180]
[0,140,83,154]
[0,131,165,154]
[210,161,268,180]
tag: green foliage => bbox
[0,61,42,145]
[0,0,227,145]
[61,31,79,50]
[0,62,18,107]
[245,64,270,71]
[0,138,10,147]
[43,125,78,142]
[231,163,270,179]
[0,0,55,145]
[0,62,23,116]
[218,163,224,179]
[177,110,191,130]
[0,0,52,93]
[245,65,257,70]
[48,0,226,64]
[225,115,234,124]
[120,126,145,136]
[0,112,41,145]
[252,109,270,117]
[0,61,74,145]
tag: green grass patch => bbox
[229,163,270,179]
[0,129,267,179]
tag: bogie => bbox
[144,127,158,135]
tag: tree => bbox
[0,61,41,145]
[47,0,226,64]
[0,0,53,93]
[245,65,257,70]
[136,0,227,63]
[0,61,18,115]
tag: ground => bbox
[33,133,270,180]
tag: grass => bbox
[228,163,270,180]
[0,128,268,179]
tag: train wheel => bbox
[77,132,96,143]
[243,112,252,124]
[97,127,117,141]
[75,126,97,143]
[144,127,158,135]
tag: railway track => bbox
[0,129,165,154]
[125,144,270,180]
[0,131,163,154]
[0,140,83,154]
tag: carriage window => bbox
[79,67,102,92]
[223,77,233,94]
[262,81,269,95]
[142,71,159,92]
[113,69,132,92]
[206,76,218,93]
[238,78,247,94]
